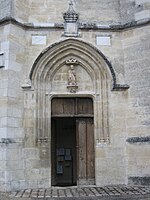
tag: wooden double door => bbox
[51,98,95,186]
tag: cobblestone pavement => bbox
[3,185,150,199]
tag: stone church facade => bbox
[0,0,150,191]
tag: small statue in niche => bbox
[66,58,78,93]
[68,64,77,86]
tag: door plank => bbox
[51,119,56,185]
[77,98,93,115]
[77,119,87,182]
[51,98,64,115]
[63,98,75,115]
[52,98,93,117]
[86,118,95,181]
[76,118,95,185]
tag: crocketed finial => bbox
[63,0,78,22]
[68,0,74,12]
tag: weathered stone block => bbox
[7,148,22,161]
[32,35,47,45]
[6,160,24,170]
[96,36,111,46]
[96,148,106,158]
[6,170,25,182]
[136,0,150,5]
[23,148,40,160]
[0,161,6,170]
[128,177,150,185]
[0,0,12,20]
[135,10,150,20]
[0,171,6,182]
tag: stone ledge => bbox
[126,136,150,144]
[0,138,16,144]
[129,177,150,186]
[0,52,5,68]
[0,17,150,31]
[0,138,24,145]
[112,84,130,91]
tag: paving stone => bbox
[65,188,73,197]
[70,188,79,197]
[96,187,109,196]
[22,189,32,198]
[30,190,38,198]
[77,188,87,197]
[113,187,125,195]
[8,191,18,197]
[51,188,58,198]
[45,189,52,198]
[38,189,46,198]
[58,189,66,197]
[90,187,100,196]
[83,187,94,196]
[15,190,25,197]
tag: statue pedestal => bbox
[67,85,78,93]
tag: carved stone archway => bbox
[29,39,115,145]
[27,38,129,146]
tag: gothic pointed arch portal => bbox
[28,38,128,186]
[30,38,114,144]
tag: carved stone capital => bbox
[36,137,49,145]
[21,77,32,89]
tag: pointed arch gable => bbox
[29,38,129,91]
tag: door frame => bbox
[50,95,95,186]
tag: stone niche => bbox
[52,60,93,93]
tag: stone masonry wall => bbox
[6,24,26,191]
[0,0,12,20]
[0,23,27,191]
[12,0,29,23]
[119,0,137,24]
[0,0,150,192]
[11,0,121,25]
[1,25,129,190]
[0,24,11,191]
[122,25,150,184]
[1,0,150,25]
[119,0,150,24]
